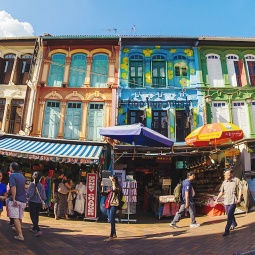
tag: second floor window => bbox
[206,54,224,87]
[91,54,108,88]
[129,55,143,88]
[48,53,66,87]
[246,55,255,86]
[69,53,86,87]
[152,55,166,87]
[0,54,15,84]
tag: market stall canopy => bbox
[99,123,174,147]
[185,123,244,147]
[0,135,106,164]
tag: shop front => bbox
[112,145,254,220]
[0,134,107,215]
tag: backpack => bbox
[174,182,183,203]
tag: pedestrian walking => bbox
[7,162,26,241]
[27,171,46,237]
[214,169,242,236]
[101,175,122,241]
[0,170,7,217]
[169,171,200,228]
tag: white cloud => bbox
[0,11,34,37]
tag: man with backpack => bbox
[169,171,200,229]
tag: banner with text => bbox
[85,173,98,219]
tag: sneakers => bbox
[230,223,237,230]
[103,237,114,242]
[190,223,200,227]
[35,231,43,237]
[14,235,24,241]
[113,234,117,238]
[169,223,178,229]
[29,228,37,233]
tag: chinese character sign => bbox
[85,173,98,219]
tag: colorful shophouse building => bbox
[31,35,119,141]
[118,37,203,143]
[0,36,41,135]
[198,37,255,173]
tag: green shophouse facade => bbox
[198,37,255,173]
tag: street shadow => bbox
[1,213,255,255]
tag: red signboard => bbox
[85,173,98,219]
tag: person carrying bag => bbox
[27,172,46,237]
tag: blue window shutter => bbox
[48,54,66,87]
[42,101,60,138]
[69,54,86,87]
[91,54,108,87]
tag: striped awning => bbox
[0,137,104,163]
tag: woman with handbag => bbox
[101,175,122,242]
[27,171,46,237]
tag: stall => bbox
[0,134,107,216]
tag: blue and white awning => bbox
[0,136,105,163]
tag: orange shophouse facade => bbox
[31,36,120,142]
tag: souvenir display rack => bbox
[121,180,137,223]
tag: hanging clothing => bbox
[74,184,86,214]
[67,192,74,215]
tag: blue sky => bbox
[1,0,255,37]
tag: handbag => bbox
[36,186,47,210]
[110,192,119,207]
[58,182,68,194]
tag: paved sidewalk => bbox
[1,210,255,255]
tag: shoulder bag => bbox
[58,182,68,195]
[110,192,119,207]
[36,186,47,210]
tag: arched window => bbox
[226,54,241,87]
[129,54,144,88]
[69,53,86,87]
[245,54,255,86]
[152,54,166,87]
[0,54,16,84]
[17,54,33,84]
[206,54,224,87]
[173,55,188,77]
[91,54,108,88]
[48,53,66,87]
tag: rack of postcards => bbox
[121,180,137,223]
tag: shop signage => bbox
[85,173,98,219]
[225,149,240,157]
[0,150,97,164]
[156,156,172,163]
[142,155,154,159]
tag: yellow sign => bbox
[225,149,240,157]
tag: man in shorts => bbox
[8,162,26,241]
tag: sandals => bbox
[14,235,24,241]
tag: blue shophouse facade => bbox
[118,37,203,143]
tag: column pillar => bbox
[63,57,71,85]
[80,102,88,140]
[37,100,46,136]
[84,57,92,87]
[57,100,67,138]
[1,98,11,132]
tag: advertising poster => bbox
[113,170,126,187]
